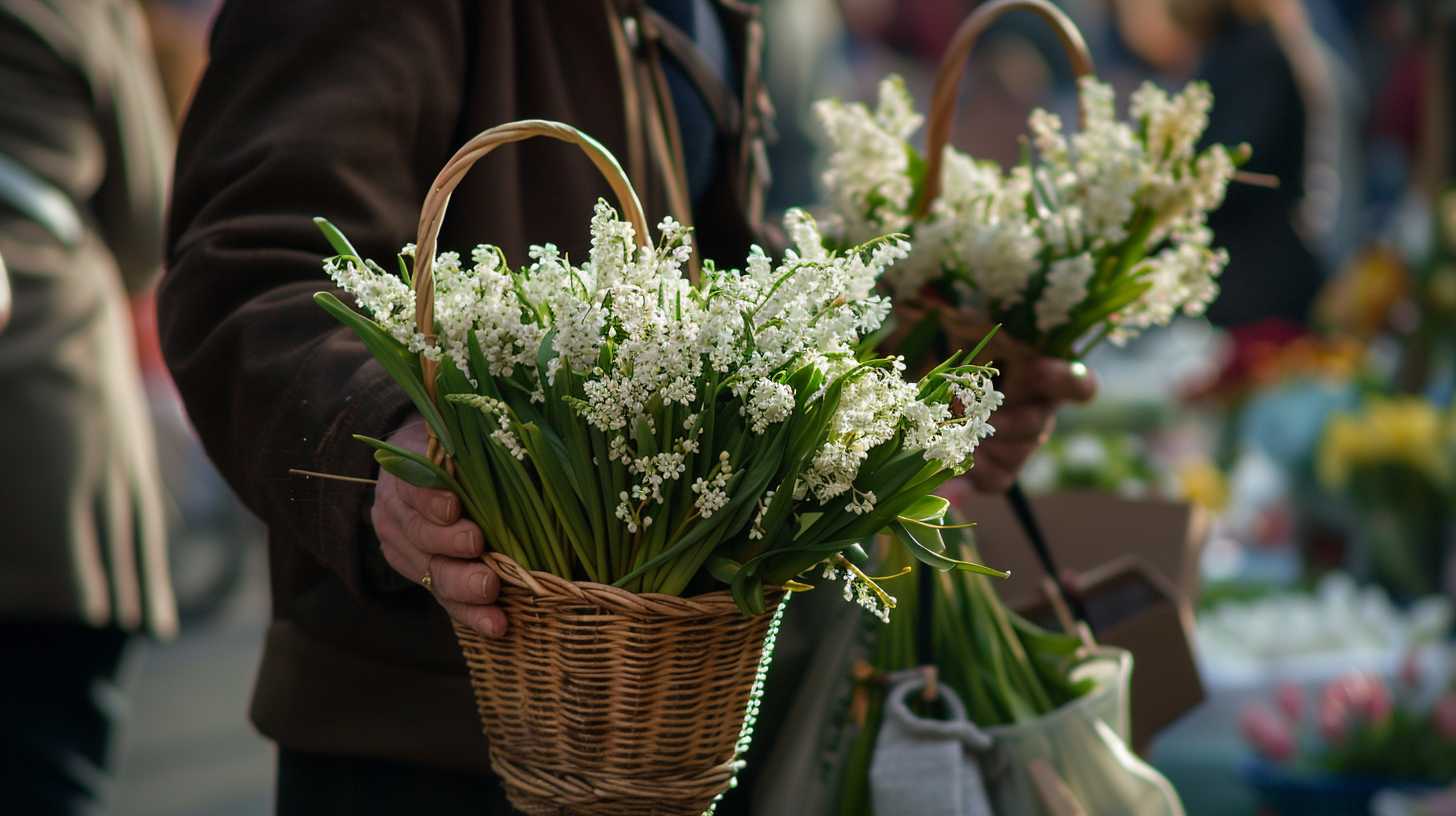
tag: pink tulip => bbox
[1399,651,1423,690]
[1241,703,1296,761]
[1434,694,1456,741]
[1321,673,1392,729]
[1361,681,1393,722]
[1319,695,1350,744]
[1275,682,1305,723]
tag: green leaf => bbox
[730,566,766,616]
[891,520,1009,577]
[353,434,458,490]
[314,217,360,260]
[898,494,951,524]
[314,292,454,456]
[707,556,741,584]
[517,422,600,582]
[964,324,1000,365]
[373,452,449,489]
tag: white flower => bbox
[1112,225,1227,343]
[692,452,734,518]
[745,378,795,433]
[325,257,417,348]
[1035,252,1095,333]
[814,75,920,244]
[324,197,987,590]
[1135,80,1212,165]
[1029,108,1068,163]
[917,153,1042,306]
[812,72,1236,350]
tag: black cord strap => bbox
[1005,481,1089,624]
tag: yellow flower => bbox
[1178,459,1229,512]
[1318,397,1454,489]
[1316,246,1410,337]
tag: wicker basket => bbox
[454,554,786,815]
[409,121,788,814]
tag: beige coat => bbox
[0,0,175,636]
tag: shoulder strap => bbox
[640,8,742,134]
[1006,482,1088,623]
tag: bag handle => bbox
[913,0,1095,219]
[412,119,651,463]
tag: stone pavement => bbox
[114,549,273,816]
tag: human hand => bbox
[370,419,506,636]
[938,306,1098,493]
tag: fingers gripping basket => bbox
[411,121,788,815]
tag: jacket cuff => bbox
[311,356,417,598]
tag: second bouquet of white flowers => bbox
[314,199,1007,616]
[816,73,1250,360]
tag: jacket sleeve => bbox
[158,0,469,595]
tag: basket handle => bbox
[913,0,1095,219]
[411,119,651,463]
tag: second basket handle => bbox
[411,119,652,463]
[914,0,1096,219]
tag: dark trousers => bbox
[276,749,515,814]
[275,749,759,814]
[0,621,135,816]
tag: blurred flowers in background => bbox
[1241,666,1456,789]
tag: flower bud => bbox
[1275,682,1305,723]
[1399,651,1422,690]
[1433,694,1456,742]
[1318,696,1349,745]
[1241,703,1296,761]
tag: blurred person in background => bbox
[1114,0,1347,328]
[1124,0,1351,327]
[0,1,176,814]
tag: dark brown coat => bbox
[160,0,771,772]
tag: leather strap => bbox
[603,1,647,190]
[602,1,700,279]
[637,11,701,279]
[601,0,771,270]
[641,8,741,135]
[736,14,770,228]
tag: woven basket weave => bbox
[453,553,786,815]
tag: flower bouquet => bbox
[1318,396,1456,598]
[835,521,1183,815]
[1241,671,1456,816]
[311,120,1007,815]
[814,0,1249,361]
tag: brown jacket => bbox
[160,0,771,773]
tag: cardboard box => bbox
[953,490,1212,750]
